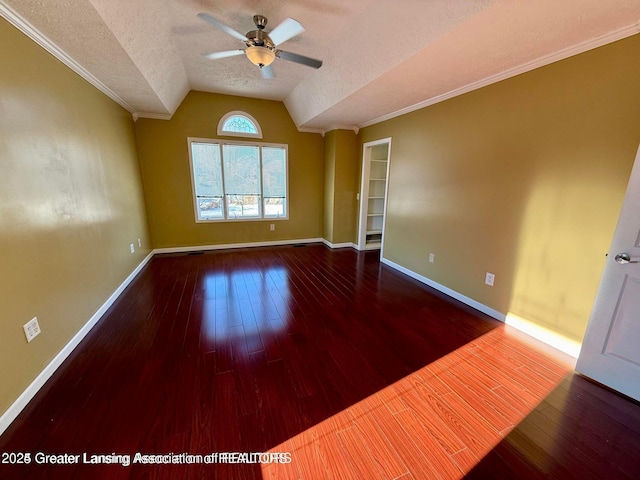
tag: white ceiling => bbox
[2,0,639,132]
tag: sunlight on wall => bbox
[506,168,615,347]
[505,313,582,358]
[261,326,573,479]
[1,136,116,232]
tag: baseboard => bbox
[0,252,154,437]
[505,313,581,358]
[142,238,357,256]
[380,257,506,321]
[322,239,357,249]
[381,257,582,358]
[353,243,382,251]
[153,237,324,254]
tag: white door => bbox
[576,143,640,401]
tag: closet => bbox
[358,138,391,251]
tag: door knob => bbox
[614,253,640,264]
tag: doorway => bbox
[358,138,391,253]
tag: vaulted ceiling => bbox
[2,0,639,132]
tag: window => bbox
[188,138,287,221]
[217,111,262,138]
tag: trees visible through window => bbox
[189,139,287,221]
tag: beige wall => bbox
[323,131,337,242]
[135,91,324,248]
[360,34,640,343]
[0,19,150,416]
[323,129,359,244]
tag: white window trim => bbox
[217,111,263,138]
[188,137,289,223]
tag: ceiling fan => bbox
[198,13,323,79]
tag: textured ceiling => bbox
[1,0,639,132]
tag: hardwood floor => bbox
[1,244,639,479]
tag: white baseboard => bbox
[381,257,506,321]
[322,239,357,249]
[0,252,154,437]
[153,237,324,254]
[381,257,582,358]
[353,244,382,251]
[505,313,581,358]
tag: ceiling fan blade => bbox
[268,17,305,46]
[261,65,275,79]
[197,13,247,42]
[277,50,323,69]
[204,49,245,60]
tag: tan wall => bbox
[323,131,337,243]
[0,19,150,416]
[135,91,324,248]
[360,34,640,342]
[323,129,359,244]
[332,130,359,245]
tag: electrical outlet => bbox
[23,317,41,343]
[138,238,142,248]
[429,253,435,263]
[130,243,135,254]
[356,193,360,200]
[270,224,275,231]
[485,272,495,286]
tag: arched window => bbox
[217,111,262,138]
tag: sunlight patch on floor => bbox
[261,325,573,479]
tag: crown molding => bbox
[325,124,360,135]
[296,124,361,137]
[297,126,325,136]
[0,2,135,113]
[359,23,640,129]
[132,112,173,121]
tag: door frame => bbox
[357,137,392,254]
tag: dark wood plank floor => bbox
[1,244,639,479]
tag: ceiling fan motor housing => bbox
[253,15,268,30]
[245,17,276,68]
[245,29,275,49]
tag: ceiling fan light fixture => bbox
[245,46,275,67]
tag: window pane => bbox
[223,145,261,218]
[192,142,224,220]
[189,140,287,222]
[264,197,286,217]
[262,147,287,217]
[222,115,258,134]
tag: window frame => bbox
[187,137,289,223]
[217,111,263,139]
